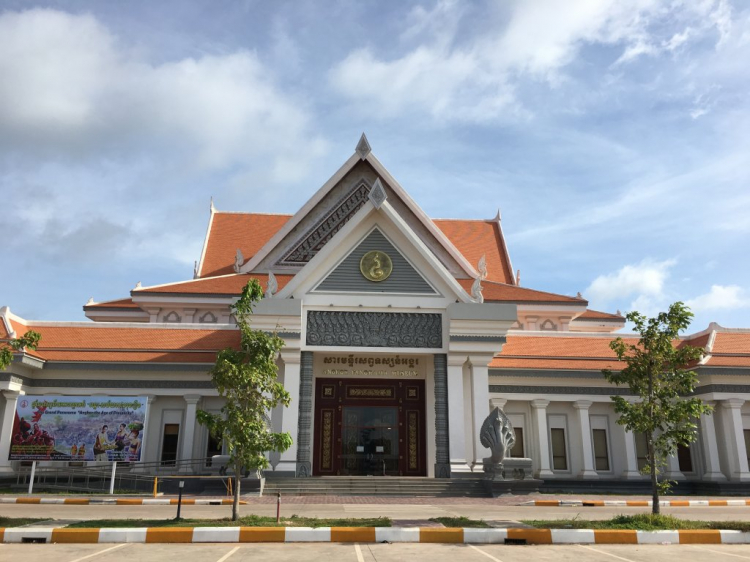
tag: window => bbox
[592,429,610,471]
[677,444,693,473]
[550,428,567,470]
[635,432,649,471]
[160,423,180,466]
[510,427,524,458]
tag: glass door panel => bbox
[341,406,399,475]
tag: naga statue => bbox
[480,406,516,479]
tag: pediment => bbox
[314,227,438,295]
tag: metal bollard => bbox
[276,492,281,524]
[176,480,185,520]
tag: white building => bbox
[2,136,749,489]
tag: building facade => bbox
[2,136,750,486]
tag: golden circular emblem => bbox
[360,250,393,282]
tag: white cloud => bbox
[585,258,676,304]
[0,9,327,175]
[329,0,733,122]
[686,285,750,311]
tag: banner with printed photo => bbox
[8,396,147,462]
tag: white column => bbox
[531,399,553,479]
[700,402,726,481]
[276,351,300,474]
[574,400,598,479]
[621,429,641,480]
[0,391,22,472]
[180,395,201,473]
[721,399,750,482]
[447,355,471,475]
[469,355,492,470]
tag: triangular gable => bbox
[277,197,472,303]
[314,228,438,294]
[240,136,478,279]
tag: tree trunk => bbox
[232,460,242,521]
[648,432,659,515]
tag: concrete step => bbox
[263,476,489,497]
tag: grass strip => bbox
[0,516,49,527]
[429,516,490,528]
[66,514,391,528]
[523,514,750,532]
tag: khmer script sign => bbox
[8,395,147,462]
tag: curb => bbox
[1,527,749,544]
[522,499,750,507]
[0,498,246,506]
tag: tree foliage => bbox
[1,330,41,370]
[197,279,292,520]
[603,302,711,514]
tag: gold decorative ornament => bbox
[360,250,393,282]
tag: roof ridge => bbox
[214,211,294,217]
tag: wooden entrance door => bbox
[313,378,426,476]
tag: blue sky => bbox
[1,0,749,333]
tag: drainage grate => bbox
[504,538,527,545]
[22,537,47,544]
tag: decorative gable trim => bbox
[278,180,371,265]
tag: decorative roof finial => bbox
[471,277,484,304]
[617,310,622,316]
[193,260,199,279]
[369,178,387,209]
[134,281,142,290]
[210,196,216,213]
[266,271,278,298]
[493,208,501,222]
[515,269,521,286]
[576,292,583,299]
[233,249,244,273]
[86,297,95,305]
[356,133,371,160]
[477,254,487,280]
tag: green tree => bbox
[603,302,711,515]
[197,279,292,520]
[1,330,41,370]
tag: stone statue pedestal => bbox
[482,458,542,497]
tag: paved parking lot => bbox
[4,542,750,562]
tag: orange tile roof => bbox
[710,332,750,354]
[491,357,625,371]
[499,335,639,358]
[434,219,514,284]
[36,350,220,363]
[576,309,625,321]
[456,279,586,304]
[13,325,239,351]
[491,334,642,371]
[7,322,240,363]
[83,298,140,310]
[135,274,294,296]
[200,212,291,278]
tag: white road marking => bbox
[467,544,504,562]
[354,543,365,562]
[68,543,126,562]
[691,545,750,560]
[215,546,241,562]
[577,544,637,562]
